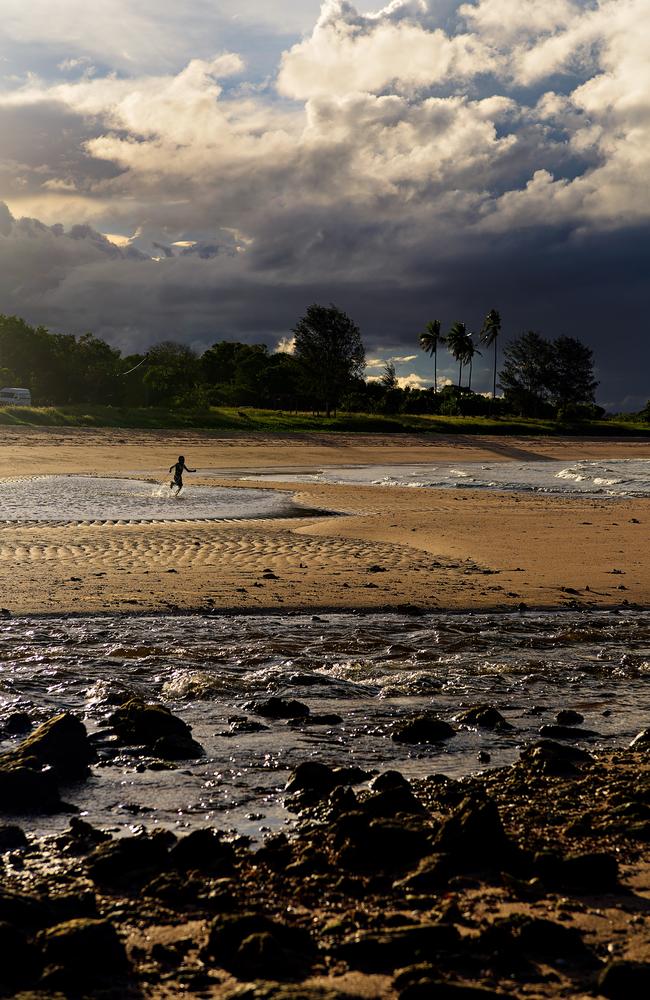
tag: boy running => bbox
[169,455,196,495]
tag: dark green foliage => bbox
[498,331,597,417]
[292,303,366,416]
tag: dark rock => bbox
[0,887,53,930]
[519,739,594,774]
[2,711,32,735]
[229,719,270,734]
[337,815,432,873]
[393,854,452,892]
[86,830,174,884]
[1,711,96,779]
[168,828,235,874]
[285,761,338,796]
[534,850,619,892]
[629,728,650,749]
[0,824,28,851]
[477,751,491,764]
[361,785,427,818]
[454,705,514,731]
[433,795,518,871]
[0,764,63,813]
[392,715,455,744]
[338,923,459,972]
[108,698,204,758]
[480,914,591,961]
[598,960,650,999]
[371,770,411,792]
[287,713,343,727]
[57,816,111,855]
[556,709,584,725]
[539,724,600,740]
[0,921,39,987]
[255,833,293,871]
[38,918,128,985]
[246,697,310,719]
[561,851,619,892]
[204,912,315,979]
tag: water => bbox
[0,476,313,523]
[1,611,648,841]
[238,459,650,498]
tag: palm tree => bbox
[418,319,444,393]
[463,334,481,391]
[480,308,501,404]
[446,321,469,387]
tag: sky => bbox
[0,0,648,410]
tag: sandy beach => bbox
[1,427,649,614]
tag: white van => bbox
[0,387,32,406]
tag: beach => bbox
[1,427,650,614]
[1,427,649,999]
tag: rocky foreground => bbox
[0,709,649,999]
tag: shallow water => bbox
[0,476,310,523]
[239,458,650,498]
[1,610,648,841]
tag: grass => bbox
[0,403,648,436]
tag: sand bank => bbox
[0,428,648,614]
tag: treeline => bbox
[0,307,641,420]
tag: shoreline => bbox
[1,429,650,615]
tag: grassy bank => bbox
[0,403,648,436]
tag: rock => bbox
[454,705,514,731]
[38,918,128,986]
[371,770,411,792]
[629,728,650,749]
[2,711,32,735]
[336,815,432,873]
[223,986,366,1000]
[598,960,650,999]
[1,712,96,779]
[0,921,39,988]
[285,761,338,796]
[0,887,54,930]
[539,724,600,740]
[338,923,459,972]
[229,719,270,734]
[361,785,427,818]
[0,824,28,851]
[433,794,517,871]
[287,713,343,727]
[108,698,204,758]
[392,716,455,744]
[204,912,315,979]
[86,830,174,884]
[0,764,63,813]
[168,828,235,874]
[556,709,584,725]
[393,854,452,892]
[246,697,310,719]
[56,817,111,855]
[519,739,594,774]
[534,850,619,892]
[480,914,591,960]
[477,751,491,764]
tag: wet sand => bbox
[0,428,649,614]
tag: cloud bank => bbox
[0,0,648,408]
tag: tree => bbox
[549,336,598,414]
[446,321,470,387]
[418,319,444,393]
[463,333,480,391]
[292,303,365,416]
[498,331,555,416]
[380,361,398,390]
[480,308,501,405]
[143,342,199,405]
